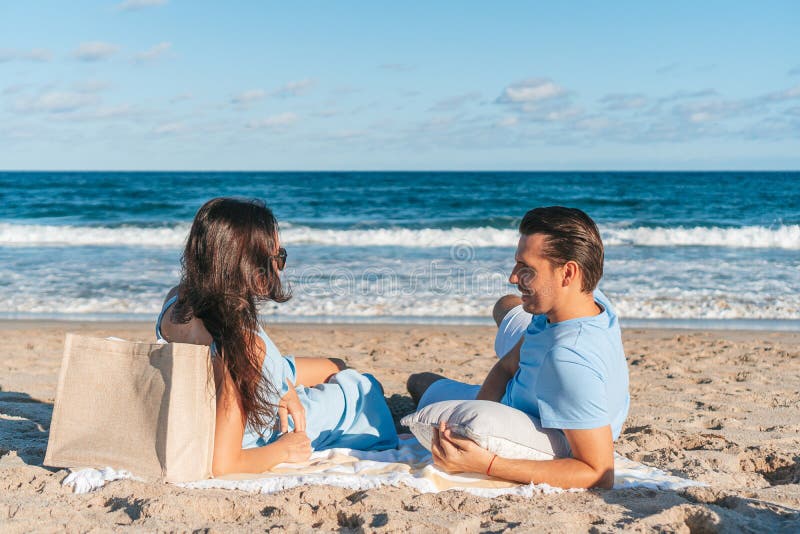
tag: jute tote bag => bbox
[44,334,216,483]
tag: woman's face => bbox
[270,229,286,270]
[255,230,286,293]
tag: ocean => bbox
[1,171,798,329]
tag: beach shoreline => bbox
[2,320,799,531]
[3,317,800,333]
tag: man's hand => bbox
[431,421,615,488]
[431,421,495,474]
[277,380,306,433]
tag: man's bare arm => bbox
[432,423,614,489]
[475,338,522,401]
[486,426,614,488]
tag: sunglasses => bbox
[270,247,287,271]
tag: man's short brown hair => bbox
[519,206,604,292]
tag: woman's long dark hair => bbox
[172,197,291,433]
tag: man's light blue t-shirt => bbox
[501,290,630,440]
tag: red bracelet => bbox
[486,454,498,476]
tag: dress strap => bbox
[155,294,179,342]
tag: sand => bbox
[1,320,799,532]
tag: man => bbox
[407,206,629,489]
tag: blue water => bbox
[4,171,799,227]
[1,171,798,327]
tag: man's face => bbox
[508,234,561,315]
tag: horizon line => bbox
[2,169,799,173]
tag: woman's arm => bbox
[164,283,340,387]
[293,357,347,387]
[211,359,311,476]
[163,285,179,305]
[159,285,214,346]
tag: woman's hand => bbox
[276,431,312,463]
[431,421,495,475]
[277,379,306,433]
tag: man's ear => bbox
[561,261,580,288]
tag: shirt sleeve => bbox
[535,346,610,431]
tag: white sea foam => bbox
[2,291,798,321]
[0,222,191,247]
[603,224,800,249]
[281,225,515,247]
[1,222,799,249]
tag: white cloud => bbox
[117,0,167,11]
[231,89,266,106]
[272,79,315,98]
[496,116,518,127]
[481,82,800,145]
[658,89,718,104]
[73,79,112,93]
[134,42,171,62]
[27,49,53,61]
[52,104,136,122]
[544,107,583,121]
[600,93,648,110]
[765,84,800,102]
[85,105,133,119]
[0,48,52,63]
[325,129,366,140]
[13,91,100,113]
[247,112,298,128]
[494,79,580,125]
[73,42,119,62]
[673,99,745,123]
[689,112,713,123]
[154,122,184,134]
[497,79,566,104]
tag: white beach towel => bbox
[63,436,703,496]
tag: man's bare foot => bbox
[406,372,447,407]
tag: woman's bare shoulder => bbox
[164,285,179,305]
[161,287,213,345]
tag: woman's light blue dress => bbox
[156,295,398,451]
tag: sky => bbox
[1,1,799,170]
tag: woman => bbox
[155,197,398,475]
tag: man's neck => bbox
[546,293,602,324]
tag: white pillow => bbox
[401,400,571,461]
